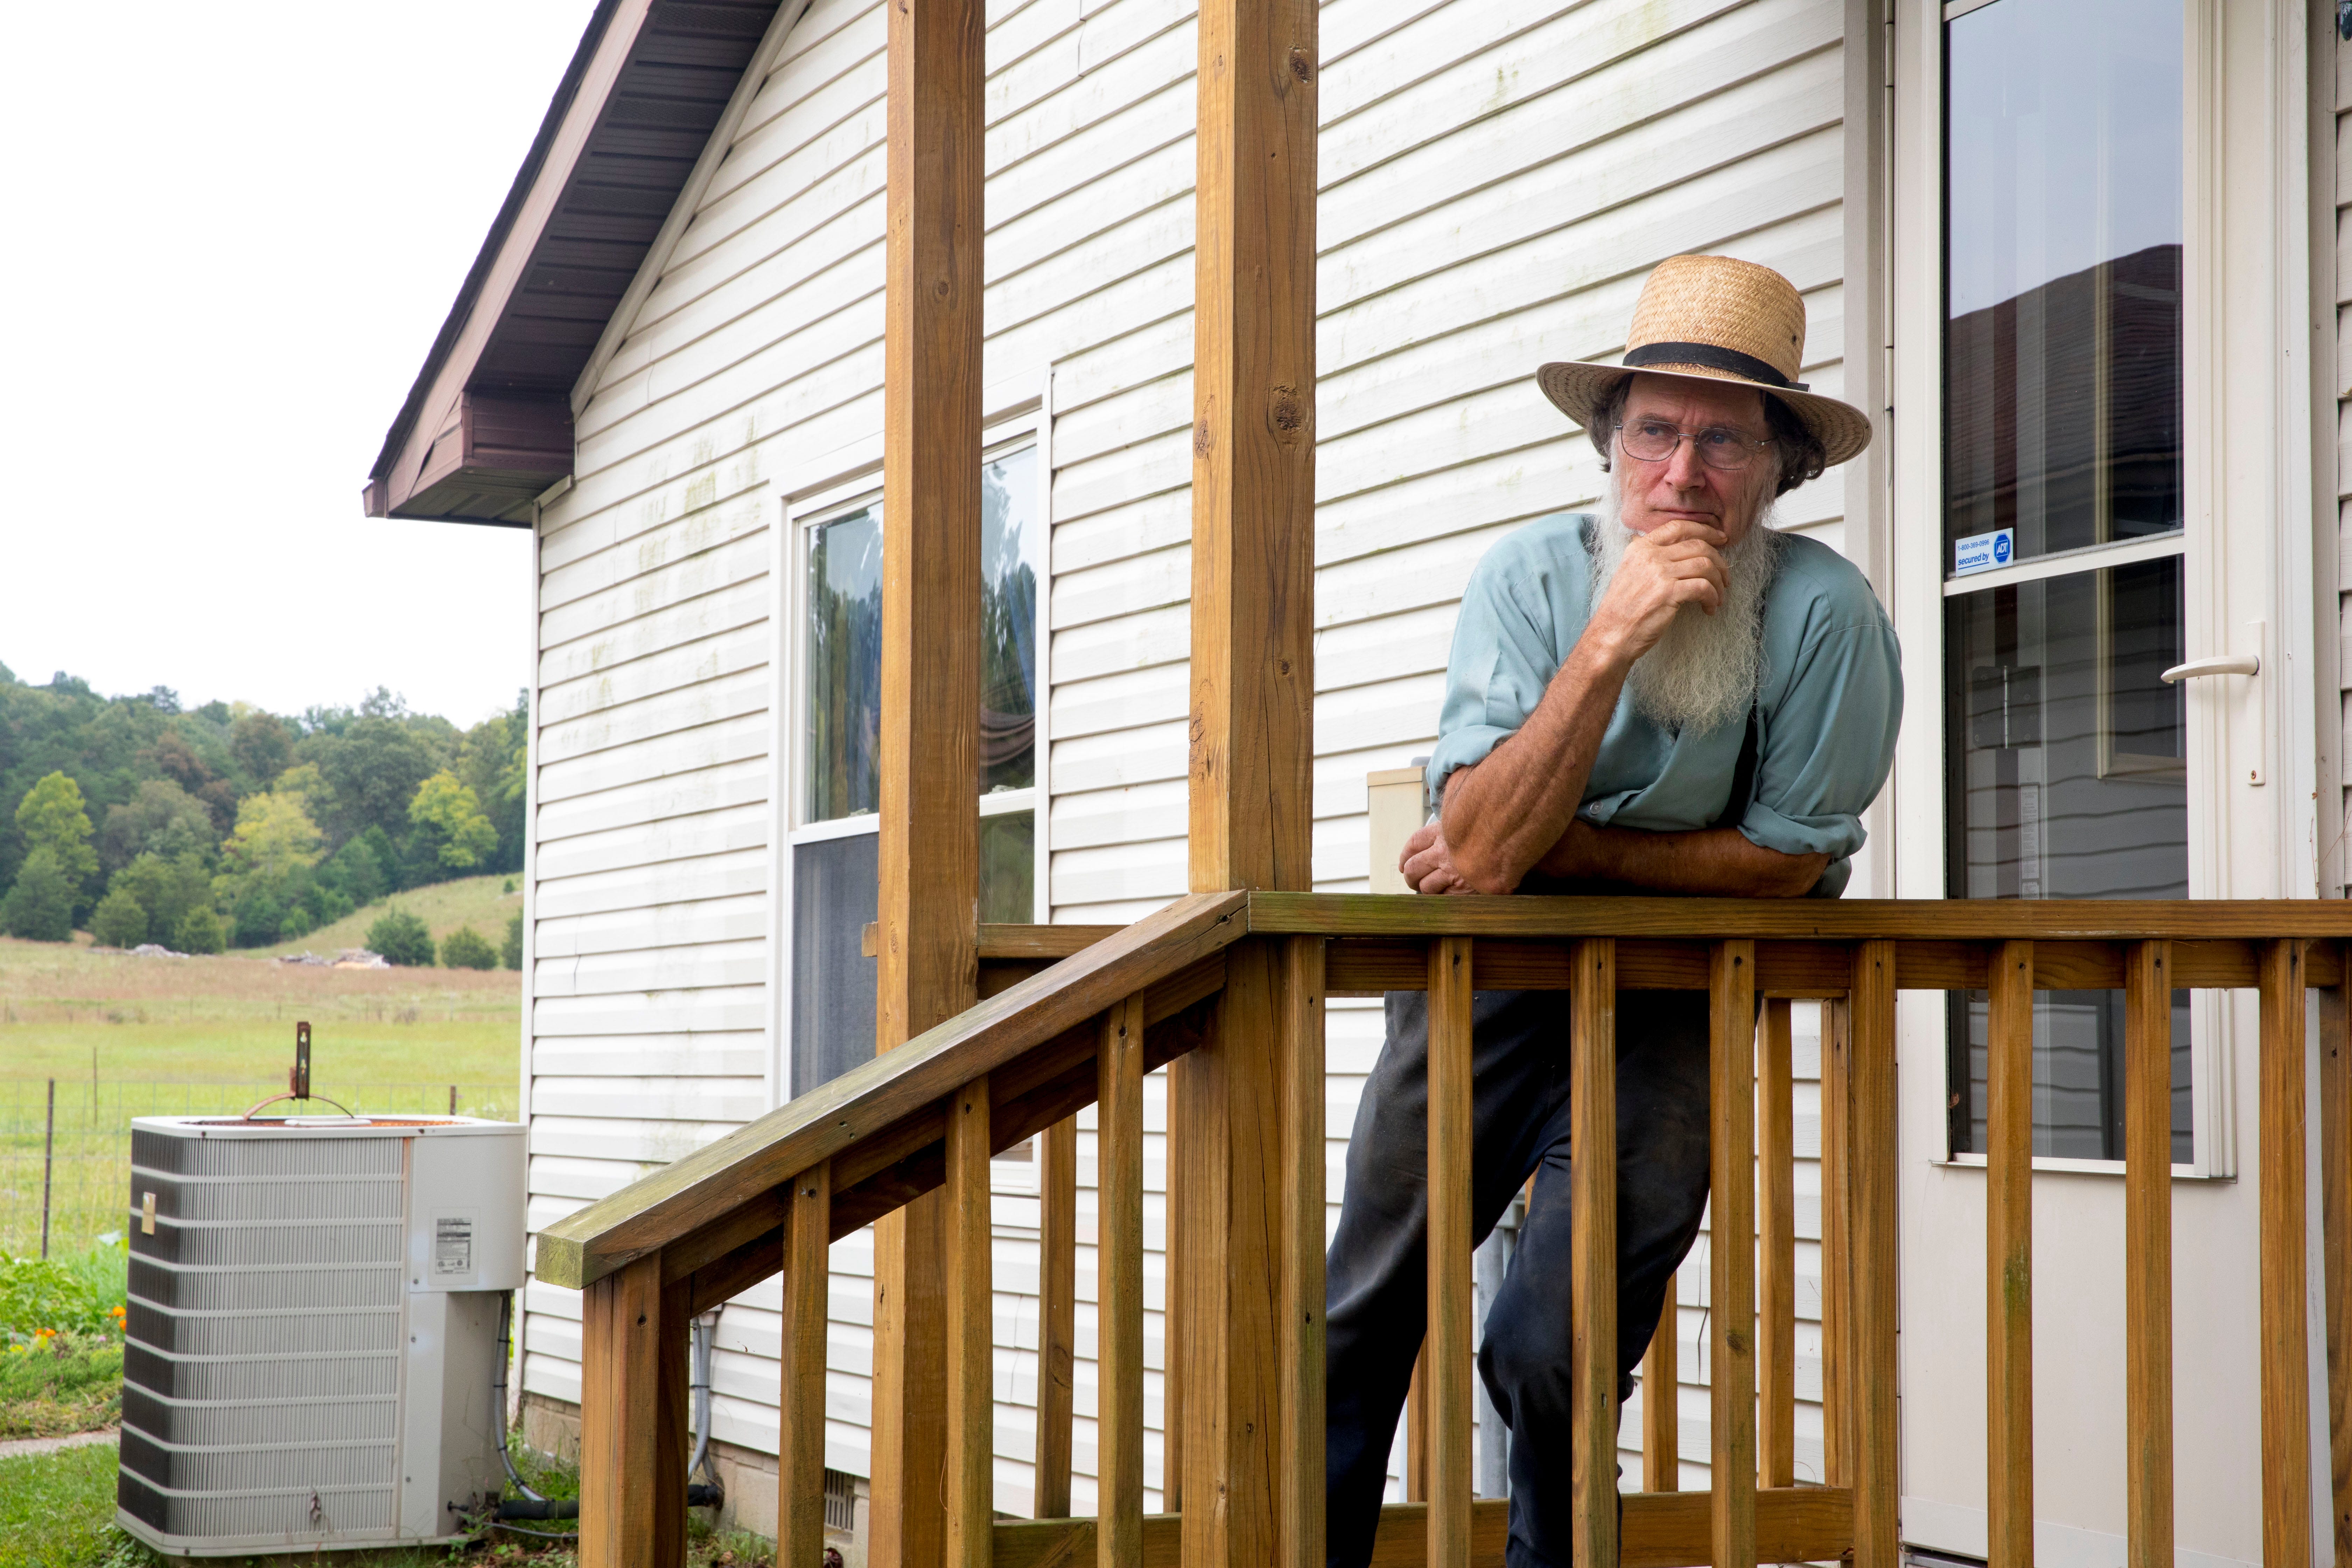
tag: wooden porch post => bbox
[2322,948,2352,1562]
[870,0,985,1559]
[579,1252,688,1568]
[1180,0,1317,1562]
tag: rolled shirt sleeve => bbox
[1424,519,1589,812]
[1740,607,1904,897]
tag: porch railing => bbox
[537,894,2352,1568]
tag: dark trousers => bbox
[1323,988,1714,1568]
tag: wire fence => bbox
[0,1080,517,1259]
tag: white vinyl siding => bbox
[521,0,1858,1517]
[2335,35,2352,885]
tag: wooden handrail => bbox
[1246,891,2352,940]
[536,890,1247,1291]
[568,903,2351,1568]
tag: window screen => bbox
[792,832,877,1095]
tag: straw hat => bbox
[1535,255,1871,468]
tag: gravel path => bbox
[0,1427,117,1460]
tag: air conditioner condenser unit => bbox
[115,1113,526,1555]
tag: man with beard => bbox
[1324,254,1902,1568]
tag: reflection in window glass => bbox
[1943,0,2183,566]
[807,508,884,822]
[1941,0,2192,1163]
[980,810,1034,924]
[982,449,1040,794]
[1948,562,2185,902]
[1943,560,2190,1161]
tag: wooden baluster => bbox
[1848,940,1898,1568]
[945,1076,994,1568]
[1820,996,1851,1488]
[1038,1116,1077,1518]
[1571,938,1620,1560]
[1709,941,1758,1568]
[1279,937,1327,1568]
[2258,940,2313,1568]
[779,1163,834,1568]
[1406,1351,1428,1502]
[1427,936,1475,1568]
[2321,944,2352,1565]
[1985,942,2033,1568]
[1162,1085,1182,1514]
[2123,940,2174,1568]
[1757,996,1795,1491]
[580,1251,686,1568]
[1098,998,1148,1568]
[1642,1268,1678,1492]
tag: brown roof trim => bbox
[364,0,784,527]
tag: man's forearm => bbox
[1438,638,1631,893]
[1533,819,1828,897]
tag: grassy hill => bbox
[258,872,523,960]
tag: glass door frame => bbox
[1887,0,2326,1180]
[768,394,1055,1107]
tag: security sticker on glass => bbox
[1953,527,2014,577]
[433,1214,476,1279]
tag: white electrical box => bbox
[116,1113,526,1556]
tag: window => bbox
[978,446,1042,923]
[1939,0,2192,1162]
[787,440,1044,1098]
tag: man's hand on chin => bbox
[1400,821,1484,895]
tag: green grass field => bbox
[0,909,522,1257]
[0,1440,124,1568]
[253,873,524,962]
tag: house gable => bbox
[363,0,788,526]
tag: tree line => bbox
[0,665,526,952]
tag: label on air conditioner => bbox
[433,1215,475,1279]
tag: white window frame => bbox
[1893,0,2242,1179]
[769,392,1052,1107]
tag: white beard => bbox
[1587,483,1782,736]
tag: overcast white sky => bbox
[0,2,598,727]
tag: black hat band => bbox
[1622,341,1808,392]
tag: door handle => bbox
[2160,653,2259,683]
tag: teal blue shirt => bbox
[1428,513,1903,897]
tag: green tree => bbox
[91,886,148,948]
[229,886,283,948]
[219,790,325,885]
[174,904,225,955]
[317,834,389,907]
[112,854,210,945]
[98,779,217,875]
[16,772,97,881]
[407,770,498,871]
[366,908,434,967]
[0,848,76,940]
[272,763,334,821]
[458,692,529,874]
[440,925,497,970]
[503,910,524,970]
[227,710,292,786]
[301,714,451,848]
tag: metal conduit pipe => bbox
[688,1309,725,1504]
[488,1294,725,1523]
